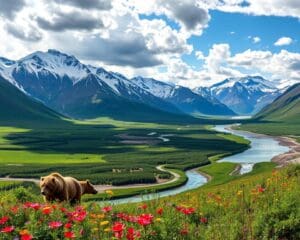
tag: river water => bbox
[105,124,289,204]
[213,125,289,174]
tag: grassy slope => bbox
[239,83,300,139]
[0,76,63,124]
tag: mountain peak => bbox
[194,76,280,115]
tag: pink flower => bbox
[102,206,113,213]
[23,202,41,210]
[137,214,153,226]
[49,221,63,229]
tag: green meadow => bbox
[0,117,249,197]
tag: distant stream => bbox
[213,125,289,174]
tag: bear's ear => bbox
[86,180,90,184]
[52,178,56,183]
[41,177,45,181]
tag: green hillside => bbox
[239,83,300,136]
[0,76,63,124]
[255,83,300,122]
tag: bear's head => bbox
[84,180,98,194]
[40,176,59,196]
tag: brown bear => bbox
[40,172,96,204]
[79,180,98,195]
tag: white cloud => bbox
[195,51,205,59]
[253,36,261,43]
[0,0,299,89]
[206,0,300,18]
[274,37,293,46]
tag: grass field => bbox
[0,117,249,197]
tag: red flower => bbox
[126,227,141,240]
[1,226,15,233]
[60,207,67,213]
[21,234,33,240]
[138,204,147,210]
[49,221,63,229]
[182,207,195,215]
[258,186,265,193]
[42,206,52,215]
[102,206,113,213]
[156,208,163,215]
[137,214,153,226]
[64,222,72,229]
[176,206,195,215]
[0,216,9,225]
[69,209,87,222]
[200,217,208,224]
[23,202,41,210]
[180,228,189,235]
[112,222,125,239]
[64,231,76,239]
[10,206,19,214]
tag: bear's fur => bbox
[40,172,83,204]
[79,180,98,195]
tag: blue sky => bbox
[0,0,299,88]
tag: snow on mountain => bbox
[131,77,236,116]
[0,50,182,117]
[0,49,236,118]
[194,76,281,115]
[131,77,175,99]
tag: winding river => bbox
[0,124,290,204]
[214,125,289,174]
[106,124,289,204]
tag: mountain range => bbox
[194,76,281,115]
[0,50,234,120]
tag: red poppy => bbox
[176,206,195,215]
[156,208,163,215]
[137,214,153,226]
[21,234,33,240]
[69,209,87,222]
[64,222,72,229]
[138,204,147,210]
[23,202,41,210]
[1,226,15,233]
[64,231,76,239]
[0,216,9,225]
[180,228,189,235]
[60,207,67,213]
[112,222,125,239]
[126,227,141,240]
[258,186,265,193]
[102,206,113,213]
[10,206,19,214]
[49,221,63,229]
[200,217,208,224]
[42,206,52,215]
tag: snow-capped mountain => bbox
[0,50,182,119]
[131,77,236,116]
[194,76,281,115]
[0,49,234,119]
